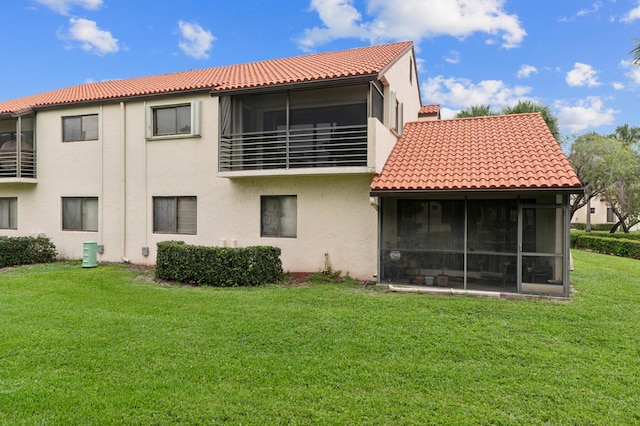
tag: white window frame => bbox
[146,101,201,140]
[0,197,17,229]
[153,196,197,235]
[62,114,99,142]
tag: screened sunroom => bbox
[218,82,386,173]
[377,193,573,296]
[369,113,583,298]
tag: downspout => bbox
[16,117,22,176]
[100,105,104,246]
[120,102,129,263]
[144,102,149,255]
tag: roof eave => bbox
[210,74,379,96]
[369,186,584,197]
[25,88,215,112]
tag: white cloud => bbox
[566,62,601,87]
[298,0,526,51]
[613,82,625,90]
[177,21,215,59]
[621,2,640,22]
[517,64,538,79]
[35,0,102,15]
[62,18,119,55]
[444,50,460,64]
[621,59,640,85]
[421,75,532,111]
[555,96,616,132]
[577,2,603,17]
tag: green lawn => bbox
[1,251,639,425]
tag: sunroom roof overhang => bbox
[369,186,584,198]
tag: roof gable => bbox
[371,113,582,192]
[0,41,413,115]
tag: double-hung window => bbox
[153,196,197,234]
[62,114,98,142]
[146,101,201,139]
[261,195,297,238]
[62,197,98,231]
[0,197,17,229]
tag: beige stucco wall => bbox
[572,198,640,231]
[0,49,419,280]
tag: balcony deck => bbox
[219,124,368,176]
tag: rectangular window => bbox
[0,197,17,229]
[153,196,197,234]
[261,195,297,238]
[62,114,98,142]
[62,197,98,231]
[606,207,615,223]
[147,101,200,138]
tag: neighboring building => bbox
[572,196,640,231]
[0,41,582,296]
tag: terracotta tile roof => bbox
[0,41,413,115]
[418,104,440,116]
[371,113,582,192]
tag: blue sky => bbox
[3,0,640,138]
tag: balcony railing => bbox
[219,124,367,172]
[0,143,36,179]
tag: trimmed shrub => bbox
[155,241,283,286]
[571,230,640,260]
[0,236,58,268]
[571,223,616,232]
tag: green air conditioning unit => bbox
[82,241,98,268]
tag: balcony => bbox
[0,138,36,182]
[219,124,368,176]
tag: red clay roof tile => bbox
[371,113,582,192]
[418,104,440,116]
[0,41,413,114]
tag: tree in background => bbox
[502,100,561,142]
[455,105,496,118]
[603,143,640,233]
[609,123,640,147]
[568,132,640,233]
[567,132,619,221]
[631,38,640,66]
[455,100,560,143]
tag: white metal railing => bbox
[0,148,36,178]
[219,124,367,172]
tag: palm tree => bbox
[631,38,640,66]
[455,100,560,143]
[455,105,496,118]
[502,100,560,142]
[609,123,640,146]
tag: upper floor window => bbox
[153,196,197,234]
[0,197,17,229]
[62,197,98,231]
[146,101,201,139]
[63,114,98,142]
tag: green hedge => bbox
[571,230,640,241]
[571,223,616,232]
[155,241,283,286]
[571,231,640,260]
[0,236,58,268]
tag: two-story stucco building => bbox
[0,41,582,296]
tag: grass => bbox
[1,251,639,425]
